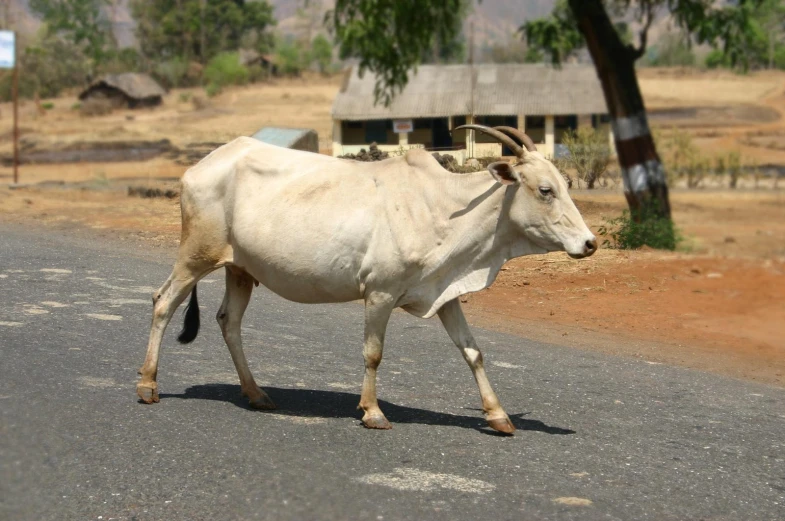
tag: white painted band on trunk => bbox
[622,160,666,193]
[611,112,649,141]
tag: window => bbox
[364,120,388,144]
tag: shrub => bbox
[598,208,681,251]
[203,52,249,90]
[205,82,222,98]
[152,58,192,89]
[42,102,55,110]
[275,39,306,76]
[559,127,612,188]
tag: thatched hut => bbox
[79,73,166,109]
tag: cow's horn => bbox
[494,126,537,152]
[453,124,524,158]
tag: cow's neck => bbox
[410,169,544,318]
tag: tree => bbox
[131,0,275,65]
[330,0,466,106]
[309,34,334,74]
[522,0,762,222]
[29,0,115,69]
[330,0,764,246]
[486,39,543,64]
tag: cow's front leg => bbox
[358,293,395,429]
[438,299,515,435]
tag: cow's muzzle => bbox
[568,238,598,259]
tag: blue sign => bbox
[0,31,15,69]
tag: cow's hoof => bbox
[362,415,392,430]
[137,383,159,404]
[487,416,515,435]
[248,394,277,410]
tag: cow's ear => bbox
[488,161,521,185]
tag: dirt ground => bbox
[0,69,784,387]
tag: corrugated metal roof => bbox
[332,64,608,121]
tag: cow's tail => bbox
[177,286,200,344]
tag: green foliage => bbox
[643,32,696,67]
[523,0,766,70]
[560,127,613,189]
[42,102,55,110]
[521,0,584,64]
[598,208,681,251]
[203,52,249,95]
[704,49,731,68]
[309,34,334,74]
[205,82,222,98]
[152,57,192,89]
[275,39,307,76]
[487,39,543,64]
[131,0,275,64]
[30,0,115,67]
[330,0,467,106]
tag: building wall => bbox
[334,113,612,160]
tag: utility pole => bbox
[12,34,17,184]
[0,25,18,183]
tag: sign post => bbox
[0,31,17,184]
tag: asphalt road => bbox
[1,222,783,521]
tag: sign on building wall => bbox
[393,119,414,133]
[0,31,15,69]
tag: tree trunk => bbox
[568,0,671,220]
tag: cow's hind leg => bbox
[217,267,275,410]
[137,260,206,403]
[358,293,395,429]
[438,299,515,435]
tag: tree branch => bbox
[631,1,656,59]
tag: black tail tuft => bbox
[177,286,200,344]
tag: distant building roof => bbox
[332,64,608,121]
[251,127,318,153]
[79,73,166,101]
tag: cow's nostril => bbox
[585,238,598,253]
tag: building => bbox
[79,73,166,109]
[331,63,612,162]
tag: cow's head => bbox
[456,125,597,259]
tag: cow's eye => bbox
[539,186,553,197]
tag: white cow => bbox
[137,125,597,435]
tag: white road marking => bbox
[356,468,495,493]
[84,314,123,321]
[327,382,357,390]
[266,414,328,425]
[41,301,70,308]
[92,281,156,294]
[77,376,117,388]
[0,321,24,327]
[491,361,524,369]
[24,307,49,315]
[553,497,593,506]
[101,299,149,306]
[0,274,7,279]
[40,268,72,274]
